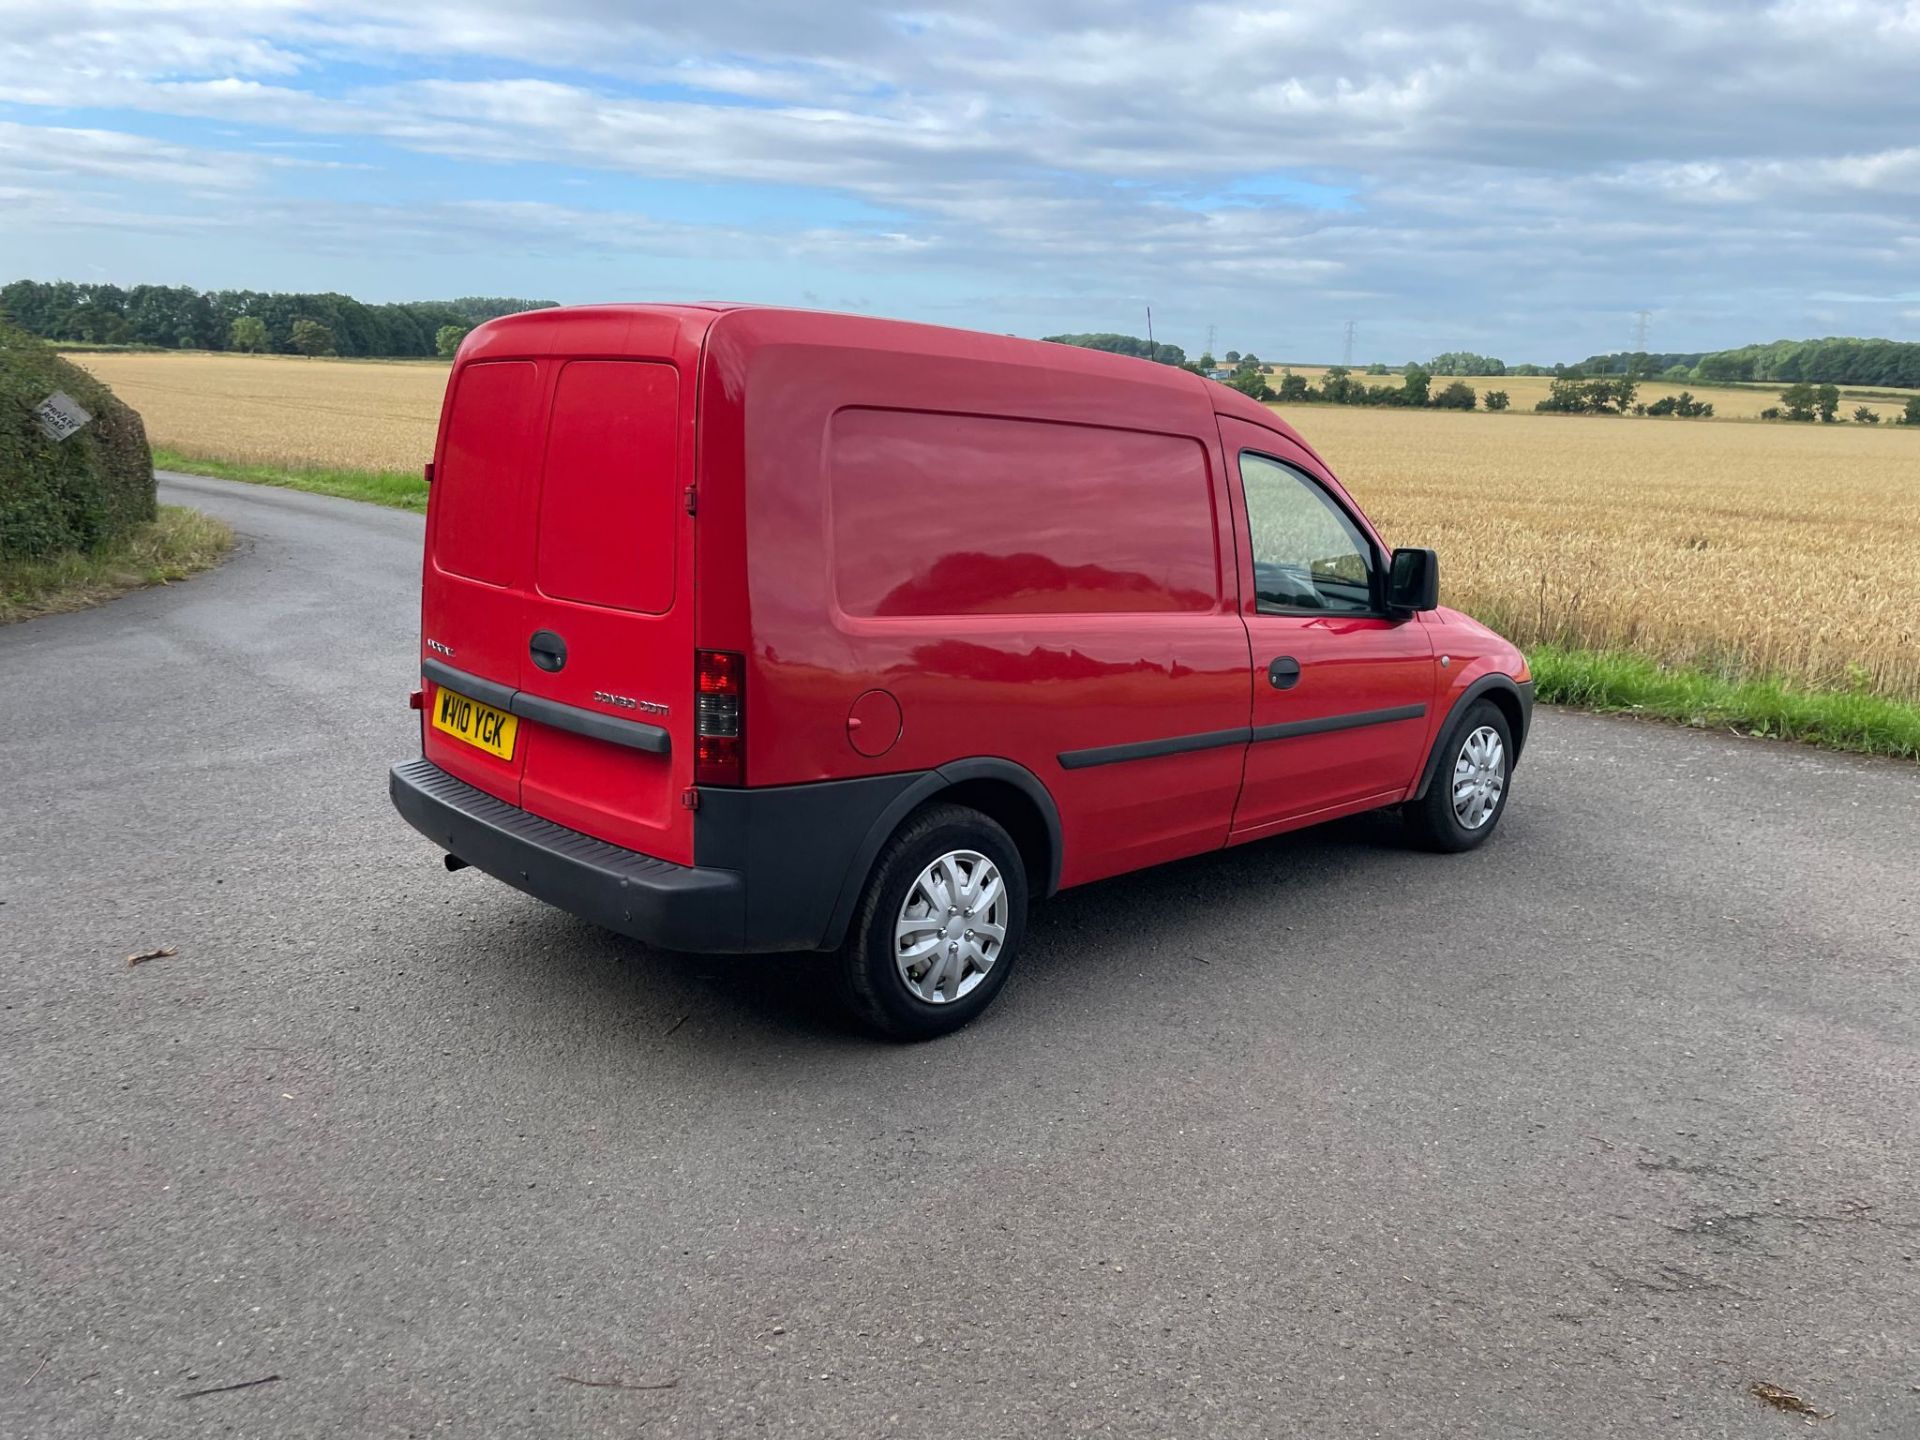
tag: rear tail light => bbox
[694,649,745,786]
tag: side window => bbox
[1239,452,1377,614]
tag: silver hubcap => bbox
[1452,725,1506,830]
[894,850,1007,1004]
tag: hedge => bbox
[1,319,154,560]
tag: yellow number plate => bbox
[431,685,518,760]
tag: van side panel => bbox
[830,410,1219,618]
[703,311,1252,888]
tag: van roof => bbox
[462,302,1306,444]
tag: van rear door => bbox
[514,357,698,866]
[420,359,545,801]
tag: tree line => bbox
[1054,333,1920,392]
[1691,338,1920,388]
[1572,338,1920,389]
[1040,332,1190,366]
[1762,383,1920,426]
[1528,376,1713,417]
[1425,339,1920,389]
[1042,338,1511,414]
[0,280,556,358]
[1015,329,1920,397]
[1239,364,1517,413]
[1564,350,1708,377]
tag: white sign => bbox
[33,390,92,442]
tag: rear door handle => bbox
[529,629,568,673]
[1267,656,1302,690]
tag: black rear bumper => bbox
[389,758,746,952]
[392,757,1044,954]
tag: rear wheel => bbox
[1404,699,1514,852]
[839,803,1028,1040]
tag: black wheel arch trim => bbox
[819,756,1064,953]
[1411,674,1534,801]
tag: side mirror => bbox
[1387,547,1439,613]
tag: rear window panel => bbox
[534,361,681,615]
[829,409,1219,617]
[435,361,543,586]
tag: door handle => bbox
[1267,656,1302,690]
[529,629,568,673]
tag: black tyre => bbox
[1404,699,1514,853]
[839,803,1029,1040]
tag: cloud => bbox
[0,120,262,191]
[1,1,1918,358]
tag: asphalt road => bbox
[3,473,1917,1439]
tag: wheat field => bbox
[74,351,449,472]
[1296,406,1919,701]
[70,351,1920,701]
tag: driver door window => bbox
[1240,452,1377,615]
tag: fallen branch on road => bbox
[177,1374,280,1400]
[1749,1381,1832,1420]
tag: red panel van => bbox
[391,305,1533,1038]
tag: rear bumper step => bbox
[389,758,744,952]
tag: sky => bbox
[3,1,1919,365]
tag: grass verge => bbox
[2,505,234,624]
[1529,645,1920,761]
[155,448,427,510]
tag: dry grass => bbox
[62,351,1920,703]
[1292,404,1920,701]
[1,504,234,623]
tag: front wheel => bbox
[1404,699,1514,852]
[838,803,1028,1040]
